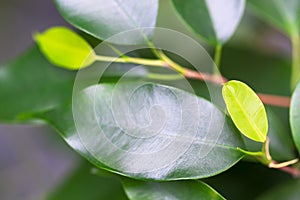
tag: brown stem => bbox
[277,165,300,178]
[257,93,290,108]
[183,68,290,107]
[183,68,228,85]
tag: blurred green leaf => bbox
[35,27,96,70]
[54,0,159,45]
[36,83,244,181]
[0,45,75,122]
[171,0,245,45]
[47,162,128,200]
[222,80,268,142]
[290,81,300,153]
[248,0,300,36]
[266,108,296,161]
[0,45,149,123]
[204,162,292,200]
[123,179,225,200]
[257,179,300,200]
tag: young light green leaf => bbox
[290,81,300,153]
[171,0,245,45]
[34,27,96,70]
[54,0,158,45]
[222,80,268,142]
[248,0,300,36]
[36,83,244,181]
[122,179,225,200]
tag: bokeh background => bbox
[0,1,79,199]
[0,0,294,200]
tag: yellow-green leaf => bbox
[222,80,268,142]
[34,26,96,70]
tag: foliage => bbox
[1,0,300,199]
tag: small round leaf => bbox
[222,80,268,142]
[34,26,96,70]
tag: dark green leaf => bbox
[47,161,128,200]
[290,81,300,153]
[35,27,96,70]
[266,108,296,161]
[37,83,244,180]
[0,46,148,123]
[123,179,225,200]
[248,0,300,36]
[257,179,300,200]
[204,162,292,200]
[171,0,245,45]
[54,0,159,45]
[0,45,75,122]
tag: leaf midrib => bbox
[226,86,264,141]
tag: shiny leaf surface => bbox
[54,0,159,44]
[37,83,244,180]
[171,0,245,45]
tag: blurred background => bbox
[0,0,294,199]
[0,1,79,199]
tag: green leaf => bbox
[34,27,96,70]
[54,0,159,45]
[122,179,225,200]
[36,83,244,180]
[204,162,292,200]
[266,108,296,161]
[0,45,76,122]
[290,81,300,153]
[257,179,300,200]
[248,0,300,36]
[171,0,245,45]
[222,80,268,142]
[47,162,128,200]
[0,45,149,123]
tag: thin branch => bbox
[257,93,291,108]
[94,53,291,108]
[278,166,300,178]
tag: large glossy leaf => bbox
[222,80,268,142]
[37,83,244,180]
[290,81,300,153]
[0,45,75,122]
[171,0,245,45]
[47,162,128,200]
[54,0,159,45]
[248,0,300,36]
[35,27,96,70]
[122,179,225,200]
[257,179,300,200]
